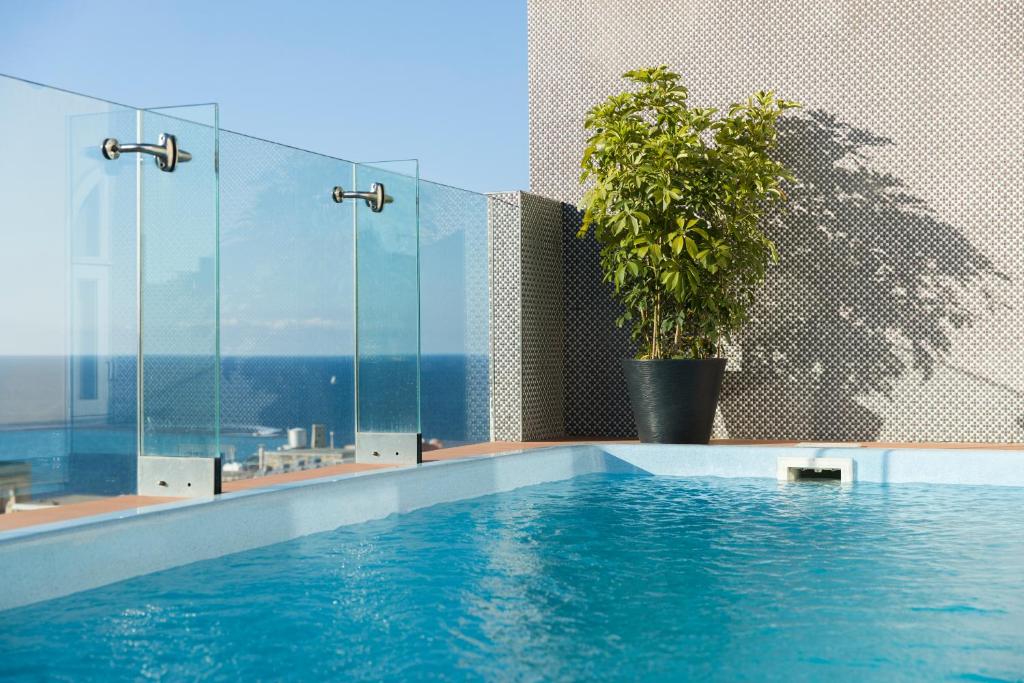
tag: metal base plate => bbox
[355,432,422,465]
[138,455,221,497]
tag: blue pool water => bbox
[1,474,1022,681]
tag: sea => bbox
[0,355,489,498]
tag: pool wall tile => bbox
[599,445,1024,486]
[0,446,604,611]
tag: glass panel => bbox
[139,105,220,459]
[218,131,356,481]
[1,75,138,502]
[418,180,491,447]
[2,73,491,507]
[354,161,421,436]
[65,107,140,497]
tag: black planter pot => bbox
[622,358,727,444]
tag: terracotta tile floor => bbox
[1,439,1020,533]
[221,462,395,492]
[0,496,180,532]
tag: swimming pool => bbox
[2,470,1022,680]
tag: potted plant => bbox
[578,66,798,443]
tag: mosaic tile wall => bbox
[489,192,566,441]
[488,193,523,441]
[528,0,1024,442]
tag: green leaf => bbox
[574,67,796,359]
[684,237,698,259]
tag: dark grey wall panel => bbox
[520,193,566,439]
[561,205,636,437]
[528,0,1024,442]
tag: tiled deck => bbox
[1,439,1021,533]
[0,495,179,532]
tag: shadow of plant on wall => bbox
[719,110,1009,441]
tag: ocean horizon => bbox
[0,354,490,497]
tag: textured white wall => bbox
[528,0,1024,442]
[489,192,566,441]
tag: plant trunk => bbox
[651,296,660,359]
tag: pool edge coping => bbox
[4,442,1024,545]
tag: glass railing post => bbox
[353,161,422,464]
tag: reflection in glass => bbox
[0,74,498,506]
[1,75,139,500]
[216,132,356,481]
[139,105,220,460]
[355,161,421,437]
[419,180,491,447]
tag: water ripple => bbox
[1,474,1022,681]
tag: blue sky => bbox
[0,0,528,193]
